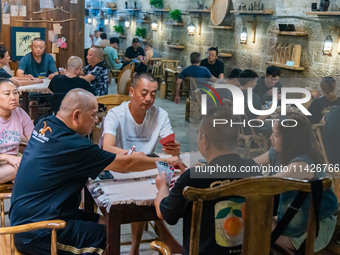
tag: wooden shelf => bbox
[269,30,308,36]
[109,8,118,11]
[306,11,340,16]
[230,10,274,15]
[164,22,184,26]
[167,45,185,49]
[219,53,232,58]
[124,9,140,11]
[135,20,152,23]
[207,25,232,30]
[187,9,211,13]
[266,62,304,71]
[153,9,170,12]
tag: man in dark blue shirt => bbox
[10,89,185,255]
[322,106,340,165]
[175,52,216,104]
[154,107,259,255]
[17,38,58,80]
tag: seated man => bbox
[253,65,282,105]
[0,45,43,86]
[175,52,217,104]
[98,33,110,48]
[104,37,123,70]
[17,38,58,80]
[125,38,147,73]
[93,30,102,46]
[49,56,95,114]
[200,47,224,79]
[225,68,242,87]
[10,88,185,255]
[154,106,259,255]
[81,46,109,96]
[103,72,182,254]
[140,42,161,67]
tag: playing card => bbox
[156,161,174,184]
[159,133,175,146]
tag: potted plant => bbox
[114,25,126,38]
[135,27,147,39]
[150,0,163,8]
[169,9,182,23]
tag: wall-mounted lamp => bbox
[125,20,130,29]
[323,35,333,55]
[187,22,196,36]
[240,27,247,43]
[151,20,158,31]
[104,18,109,25]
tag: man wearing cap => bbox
[125,38,147,73]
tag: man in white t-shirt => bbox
[103,72,182,254]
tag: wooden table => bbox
[84,152,202,255]
[17,79,51,113]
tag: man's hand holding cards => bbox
[156,161,174,185]
[160,133,180,156]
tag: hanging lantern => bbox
[323,35,333,55]
[151,20,158,31]
[187,22,195,36]
[125,20,130,29]
[240,27,247,44]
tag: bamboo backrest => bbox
[0,219,66,255]
[117,62,135,95]
[103,53,115,71]
[183,177,332,255]
[161,60,179,77]
[312,124,329,164]
[149,58,163,79]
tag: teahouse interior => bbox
[1,0,340,254]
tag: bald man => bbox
[10,89,185,255]
[49,56,95,114]
[81,46,109,96]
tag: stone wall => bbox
[89,0,340,88]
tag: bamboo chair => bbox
[149,58,163,81]
[238,112,268,158]
[162,60,179,98]
[151,177,333,255]
[117,62,135,95]
[185,78,201,122]
[0,219,66,255]
[103,53,121,84]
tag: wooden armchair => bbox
[151,177,333,255]
[0,219,66,255]
[185,78,201,122]
[117,62,135,95]
[162,60,179,99]
[149,58,163,81]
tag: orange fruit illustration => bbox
[224,216,242,237]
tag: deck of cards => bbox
[156,161,174,184]
[159,133,175,146]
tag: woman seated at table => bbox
[0,79,34,183]
[0,45,43,86]
[254,112,338,254]
[308,76,340,124]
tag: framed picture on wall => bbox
[10,27,46,61]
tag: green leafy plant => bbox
[169,9,182,23]
[150,0,163,8]
[114,25,125,35]
[135,27,147,39]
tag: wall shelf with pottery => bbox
[207,25,232,30]
[153,9,170,12]
[266,62,305,71]
[167,45,185,49]
[230,10,274,15]
[219,53,232,58]
[269,30,308,36]
[187,9,211,13]
[306,11,340,16]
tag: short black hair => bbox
[266,65,281,77]
[100,33,107,40]
[110,37,120,45]
[132,38,139,43]
[99,27,104,32]
[228,68,242,79]
[208,47,218,55]
[0,45,8,59]
[238,69,258,86]
[131,72,157,88]
[190,52,201,64]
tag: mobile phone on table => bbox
[98,170,114,180]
